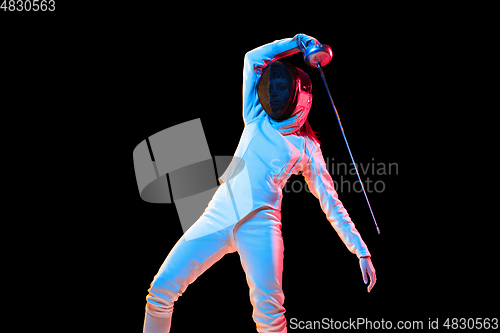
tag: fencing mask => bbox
[257,61,312,121]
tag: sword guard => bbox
[304,44,333,68]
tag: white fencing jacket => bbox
[216,35,370,258]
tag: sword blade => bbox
[317,64,380,234]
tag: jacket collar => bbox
[269,106,310,135]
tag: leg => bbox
[144,208,236,333]
[235,209,287,333]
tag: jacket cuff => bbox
[357,250,371,259]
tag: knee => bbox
[145,277,178,318]
[251,286,285,316]
[252,293,287,333]
[255,295,285,316]
[146,293,173,318]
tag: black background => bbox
[1,3,495,332]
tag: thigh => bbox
[234,209,284,291]
[148,210,235,304]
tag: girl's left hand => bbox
[359,256,376,293]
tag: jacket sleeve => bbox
[302,142,371,259]
[242,34,319,125]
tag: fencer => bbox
[143,34,376,333]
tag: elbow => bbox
[243,51,256,73]
[244,49,257,64]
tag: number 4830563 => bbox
[1,0,55,11]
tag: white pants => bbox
[143,205,287,333]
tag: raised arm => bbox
[242,34,319,124]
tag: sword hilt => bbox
[304,44,333,68]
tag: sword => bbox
[303,43,381,234]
